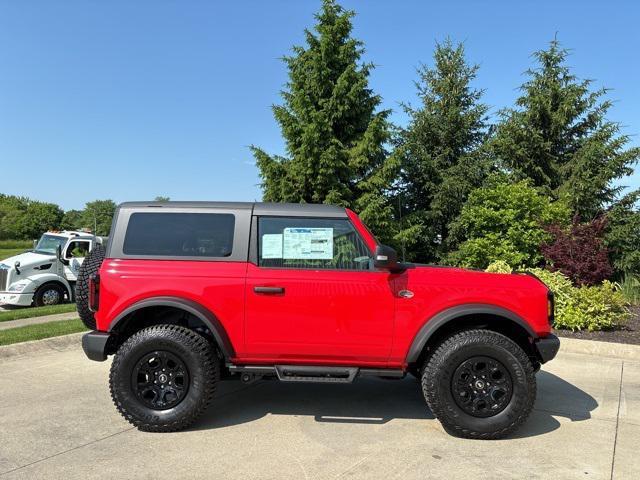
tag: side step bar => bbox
[276,365,358,383]
[227,364,404,384]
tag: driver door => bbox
[244,216,395,364]
[63,239,92,281]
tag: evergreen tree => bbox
[491,39,639,219]
[394,39,490,261]
[251,0,396,242]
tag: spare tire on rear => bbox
[76,243,106,330]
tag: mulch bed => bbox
[554,305,640,345]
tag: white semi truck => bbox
[0,231,106,307]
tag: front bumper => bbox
[0,292,34,307]
[534,334,560,363]
[82,331,112,362]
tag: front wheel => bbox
[34,283,65,307]
[109,325,219,432]
[422,329,536,439]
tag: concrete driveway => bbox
[0,341,638,479]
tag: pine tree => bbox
[394,39,490,262]
[251,0,396,242]
[491,39,639,219]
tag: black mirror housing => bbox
[373,245,405,273]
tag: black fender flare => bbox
[405,303,537,364]
[108,296,235,359]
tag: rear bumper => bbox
[534,334,560,363]
[82,331,112,362]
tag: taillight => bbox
[89,273,100,312]
[547,290,555,326]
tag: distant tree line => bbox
[0,195,117,238]
[253,0,640,282]
[0,196,171,239]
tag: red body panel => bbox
[96,211,551,368]
[244,263,395,365]
[95,259,248,355]
[389,267,550,365]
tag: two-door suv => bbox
[79,201,559,439]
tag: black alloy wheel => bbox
[132,351,190,410]
[451,356,512,418]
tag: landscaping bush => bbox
[485,260,513,274]
[448,179,569,269]
[619,274,640,305]
[485,262,631,331]
[541,216,613,285]
[528,268,630,331]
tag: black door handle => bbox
[253,286,285,294]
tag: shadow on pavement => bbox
[194,376,434,430]
[510,370,598,439]
[192,370,597,439]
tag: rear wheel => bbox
[422,329,536,439]
[34,283,65,307]
[109,324,219,432]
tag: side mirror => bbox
[14,261,21,275]
[373,245,405,273]
[56,245,69,265]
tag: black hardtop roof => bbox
[117,201,347,217]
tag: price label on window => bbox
[262,234,283,259]
[283,228,333,260]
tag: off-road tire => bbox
[34,282,65,307]
[75,244,105,330]
[422,329,536,440]
[109,324,219,432]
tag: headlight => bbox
[8,281,28,292]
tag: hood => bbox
[0,251,56,269]
[406,263,548,291]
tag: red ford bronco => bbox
[79,201,559,439]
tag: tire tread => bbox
[422,329,536,440]
[109,324,219,432]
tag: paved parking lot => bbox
[0,341,638,479]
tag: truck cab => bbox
[0,230,104,307]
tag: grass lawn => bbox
[0,318,87,346]
[0,248,29,260]
[0,240,32,261]
[0,303,77,322]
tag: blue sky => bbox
[1,0,638,211]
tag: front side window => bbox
[66,240,91,258]
[123,213,235,257]
[258,217,371,270]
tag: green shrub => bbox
[619,274,640,305]
[448,179,569,269]
[486,264,631,331]
[528,268,630,331]
[485,260,513,274]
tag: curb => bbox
[558,336,640,361]
[0,332,85,360]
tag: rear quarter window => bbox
[123,212,235,257]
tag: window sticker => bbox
[262,234,283,259]
[283,228,333,260]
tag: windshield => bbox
[34,234,67,255]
